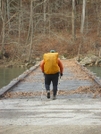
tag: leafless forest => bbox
[0,0,101,63]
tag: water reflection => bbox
[0,67,26,89]
[87,66,101,78]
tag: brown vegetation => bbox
[0,0,101,67]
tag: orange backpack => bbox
[43,53,60,74]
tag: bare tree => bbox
[28,0,33,62]
[96,0,101,36]
[72,0,76,41]
[81,0,86,34]
[78,0,86,60]
[7,0,11,32]
[0,0,6,58]
[0,0,101,60]
[18,0,22,44]
[43,0,46,34]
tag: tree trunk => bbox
[0,0,6,58]
[96,0,101,36]
[43,0,46,34]
[72,0,76,41]
[7,0,11,33]
[78,0,86,60]
[81,0,86,34]
[28,0,33,62]
[48,0,50,37]
[18,0,22,44]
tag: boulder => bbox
[79,55,98,66]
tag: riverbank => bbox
[0,58,36,69]
[0,59,23,68]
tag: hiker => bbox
[40,50,63,100]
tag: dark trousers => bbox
[44,72,59,96]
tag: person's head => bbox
[50,50,55,53]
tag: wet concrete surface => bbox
[8,66,95,93]
[0,97,101,125]
[0,97,101,134]
[0,125,101,134]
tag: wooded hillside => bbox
[0,0,101,64]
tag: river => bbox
[0,67,26,89]
[87,66,101,78]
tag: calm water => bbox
[87,66,101,78]
[0,67,26,89]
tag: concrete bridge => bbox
[0,59,101,134]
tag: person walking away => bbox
[40,50,63,100]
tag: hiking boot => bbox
[47,91,50,99]
[53,96,56,100]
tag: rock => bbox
[95,59,101,66]
[80,57,92,66]
[20,65,25,68]
[61,55,66,60]
[6,64,13,68]
[79,55,99,66]
[35,57,40,61]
